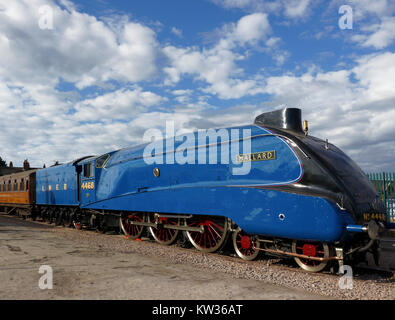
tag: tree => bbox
[0,157,7,168]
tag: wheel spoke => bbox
[208,226,217,244]
[209,221,224,231]
[209,224,221,239]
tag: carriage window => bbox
[8,180,11,191]
[14,179,18,191]
[26,180,29,190]
[20,178,25,191]
[0,183,2,192]
[84,163,94,178]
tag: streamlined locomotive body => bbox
[1,108,388,272]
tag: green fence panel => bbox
[367,172,395,225]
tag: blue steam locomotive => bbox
[33,108,387,272]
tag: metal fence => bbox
[367,172,395,224]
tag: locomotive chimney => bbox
[254,108,304,135]
[23,159,30,170]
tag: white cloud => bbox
[0,0,162,166]
[73,87,165,121]
[329,0,395,49]
[0,0,160,89]
[171,89,193,104]
[284,0,312,18]
[171,89,193,96]
[163,13,271,99]
[353,52,395,103]
[211,0,313,19]
[261,51,395,171]
[343,0,392,19]
[103,23,159,85]
[163,44,265,99]
[233,13,271,44]
[351,17,395,49]
[171,26,183,38]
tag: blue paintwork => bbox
[35,124,358,242]
[75,125,353,242]
[90,126,303,202]
[36,163,79,206]
[89,186,354,241]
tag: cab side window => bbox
[96,154,110,168]
[83,163,94,178]
[20,178,25,191]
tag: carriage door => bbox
[81,161,95,205]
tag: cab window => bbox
[96,154,110,168]
[83,162,94,178]
[20,178,25,191]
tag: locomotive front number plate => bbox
[363,213,387,222]
[236,150,276,163]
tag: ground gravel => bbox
[50,225,394,300]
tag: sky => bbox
[0,0,394,172]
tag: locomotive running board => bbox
[127,220,205,234]
[253,246,342,262]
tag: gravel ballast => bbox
[53,224,394,300]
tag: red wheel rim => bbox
[121,214,144,238]
[294,241,326,267]
[187,216,228,252]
